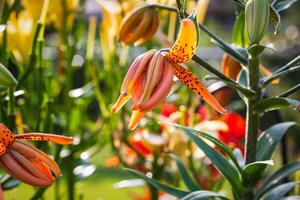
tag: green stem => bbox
[7,87,15,130]
[192,55,237,85]
[243,54,261,200]
[30,188,46,200]
[150,4,178,12]
[274,55,300,74]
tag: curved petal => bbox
[12,141,61,177]
[0,152,53,187]
[173,64,228,114]
[10,150,53,181]
[15,133,73,145]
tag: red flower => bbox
[218,112,246,153]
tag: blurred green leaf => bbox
[253,97,300,113]
[125,168,188,198]
[248,44,266,57]
[0,63,18,88]
[168,123,242,173]
[256,162,300,198]
[262,65,300,86]
[263,181,300,200]
[233,148,245,168]
[270,5,281,34]
[241,160,274,187]
[173,124,243,196]
[232,12,249,46]
[169,154,200,191]
[281,196,300,200]
[1,177,20,190]
[237,68,248,87]
[274,0,299,12]
[257,122,296,161]
[181,190,230,200]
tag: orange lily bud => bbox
[119,4,159,46]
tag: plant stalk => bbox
[243,54,261,199]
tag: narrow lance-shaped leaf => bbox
[124,168,189,198]
[257,122,296,161]
[166,123,242,173]
[241,160,274,187]
[274,0,299,12]
[253,97,300,114]
[169,154,200,191]
[182,190,230,200]
[256,162,300,198]
[172,124,243,196]
[263,181,300,200]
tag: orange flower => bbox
[0,124,73,188]
[221,54,279,84]
[112,50,174,130]
[119,4,159,46]
[112,49,227,130]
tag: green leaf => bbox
[169,154,200,191]
[253,97,300,114]
[233,148,245,168]
[232,12,249,46]
[172,124,243,196]
[256,162,300,198]
[205,76,255,98]
[182,190,230,200]
[237,68,248,87]
[124,168,188,198]
[270,5,281,34]
[242,160,274,187]
[248,44,266,57]
[257,122,296,161]
[0,63,18,88]
[263,181,300,200]
[281,196,300,200]
[167,123,242,173]
[1,177,20,190]
[274,0,299,12]
[262,65,300,87]
[230,0,246,8]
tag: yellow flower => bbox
[6,11,35,66]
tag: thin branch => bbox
[278,83,300,97]
[262,65,300,87]
[192,55,237,84]
[274,55,300,74]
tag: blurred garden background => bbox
[0,0,299,199]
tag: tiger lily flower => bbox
[112,50,174,130]
[113,12,227,130]
[0,124,73,188]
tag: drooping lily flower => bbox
[113,12,227,130]
[112,50,174,130]
[0,124,73,188]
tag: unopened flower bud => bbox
[245,0,270,44]
[119,5,159,46]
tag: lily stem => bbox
[192,55,237,85]
[243,53,261,199]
